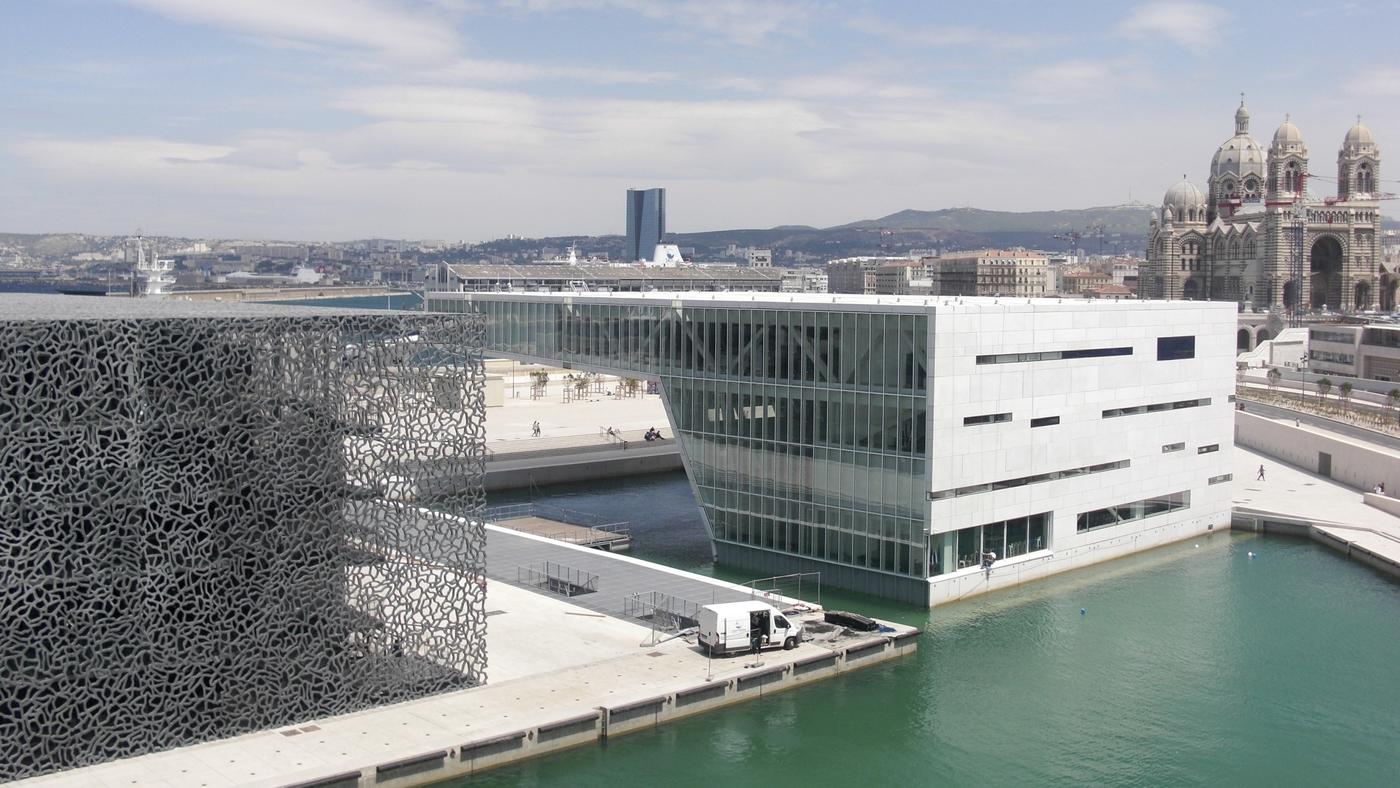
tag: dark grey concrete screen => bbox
[0,298,487,781]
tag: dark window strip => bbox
[929,459,1129,501]
[976,346,1132,365]
[1103,397,1212,418]
[1076,490,1191,532]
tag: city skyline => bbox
[2,1,1395,241]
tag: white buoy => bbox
[1248,551,1256,559]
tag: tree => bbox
[1389,388,1400,414]
[574,373,591,398]
[1339,381,1353,411]
[1316,377,1332,407]
[1267,367,1282,393]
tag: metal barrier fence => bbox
[744,572,821,606]
[516,561,599,597]
[622,590,704,631]
[485,502,632,548]
[486,502,624,529]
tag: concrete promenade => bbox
[483,369,679,490]
[14,524,916,788]
[1232,445,1400,579]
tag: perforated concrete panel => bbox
[0,298,487,780]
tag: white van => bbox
[697,601,803,655]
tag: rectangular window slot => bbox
[1030,416,1059,428]
[929,460,1129,501]
[1157,335,1196,361]
[1076,490,1191,532]
[976,346,1131,365]
[1103,397,1211,418]
[1197,444,1219,454]
[1209,474,1233,485]
[963,412,1011,426]
[1162,442,1185,453]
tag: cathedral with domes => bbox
[1143,100,1386,312]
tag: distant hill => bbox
[664,204,1159,259]
[835,205,1155,236]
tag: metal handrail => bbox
[516,561,598,597]
[744,572,821,606]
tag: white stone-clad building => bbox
[428,291,1235,606]
[925,298,1235,604]
[1143,100,1385,311]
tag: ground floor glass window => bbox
[929,511,1050,576]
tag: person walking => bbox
[531,420,541,437]
[1256,464,1266,481]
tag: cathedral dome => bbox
[1163,178,1205,222]
[1210,134,1266,182]
[1341,120,1376,154]
[1344,120,1374,146]
[1272,118,1306,150]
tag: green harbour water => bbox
[466,473,1400,787]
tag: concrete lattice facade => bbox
[1143,102,1384,312]
[0,297,487,781]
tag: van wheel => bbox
[783,637,797,650]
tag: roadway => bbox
[1240,400,1400,451]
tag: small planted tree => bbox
[1339,381,1353,411]
[1267,367,1282,393]
[1389,388,1400,415]
[1316,377,1332,408]
[574,373,591,398]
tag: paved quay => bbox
[482,366,679,490]
[14,522,916,788]
[1232,445,1400,578]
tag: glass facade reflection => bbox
[432,295,930,598]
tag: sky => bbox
[1,0,1395,242]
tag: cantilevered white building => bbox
[427,291,1236,605]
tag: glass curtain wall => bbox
[442,297,931,581]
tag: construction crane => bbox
[1052,230,1082,255]
[1083,223,1108,256]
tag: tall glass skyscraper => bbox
[427,291,1236,606]
[625,188,665,262]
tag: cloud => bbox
[1117,2,1228,53]
[495,0,817,46]
[1015,59,1151,104]
[1348,68,1400,97]
[846,15,1046,49]
[426,57,675,85]
[124,0,461,63]
[776,74,932,100]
